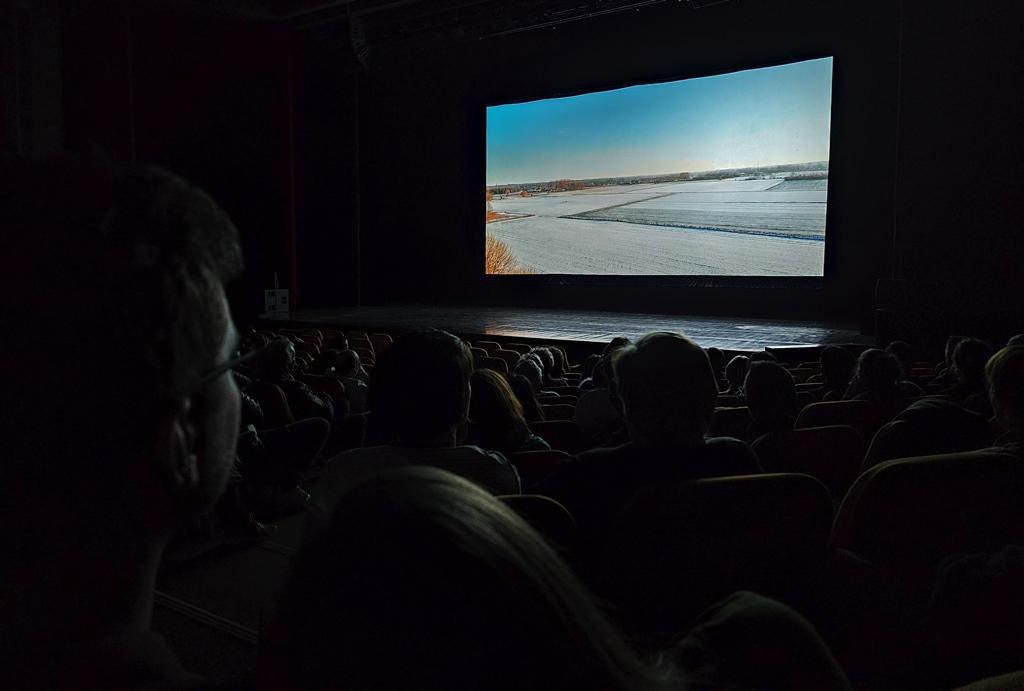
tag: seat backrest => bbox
[475,340,502,354]
[796,400,886,441]
[542,395,578,406]
[539,403,576,421]
[498,494,576,552]
[299,374,346,402]
[245,381,296,428]
[715,394,744,407]
[545,386,581,397]
[507,449,572,491]
[476,356,508,376]
[710,406,753,441]
[832,451,1024,580]
[529,420,584,454]
[601,473,833,629]
[787,367,817,384]
[492,349,520,370]
[504,343,532,355]
[470,346,489,363]
[769,425,865,499]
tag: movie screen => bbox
[485,57,833,276]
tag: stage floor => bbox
[269,304,867,351]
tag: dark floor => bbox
[265,304,869,350]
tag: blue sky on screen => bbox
[486,57,833,185]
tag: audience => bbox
[4,155,1019,689]
[313,330,521,515]
[819,345,857,401]
[987,346,1024,456]
[264,467,851,691]
[574,354,625,446]
[947,337,994,416]
[542,332,760,560]
[723,355,750,396]
[467,369,551,455]
[509,372,547,423]
[744,362,798,472]
[2,158,244,689]
[258,338,342,422]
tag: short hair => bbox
[744,362,797,423]
[953,338,993,384]
[855,349,901,392]
[725,355,750,390]
[368,330,472,444]
[335,349,361,379]
[602,336,631,356]
[987,346,1024,426]
[613,332,718,443]
[509,374,545,422]
[264,467,678,690]
[260,338,296,382]
[2,157,242,502]
[512,357,543,392]
[885,340,913,376]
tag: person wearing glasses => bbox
[1,157,246,690]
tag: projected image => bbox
[485,57,832,276]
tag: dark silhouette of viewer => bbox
[818,345,857,401]
[744,362,798,471]
[467,368,551,455]
[987,346,1024,456]
[258,337,341,422]
[1,158,243,689]
[313,330,521,514]
[946,337,994,416]
[263,467,851,691]
[542,332,760,561]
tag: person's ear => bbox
[155,397,200,489]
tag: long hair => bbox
[468,369,532,453]
[263,467,683,691]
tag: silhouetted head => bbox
[613,332,718,446]
[368,330,472,447]
[820,345,856,390]
[265,467,678,691]
[953,338,993,387]
[3,157,243,556]
[944,335,963,367]
[855,349,902,396]
[513,357,544,393]
[582,354,602,379]
[469,369,531,452]
[724,355,750,392]
[509,374,545,423]
[259,337,296,383]
[549,346,568,379]
[744,362,797,429]
[334,349,361,379]
[748,351,777,363]
[1008,334,1024,348]
[987,346,1024,434]
[602,336,631,356]
[885,340,914,379]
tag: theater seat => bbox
[476,356,508,376]
[539,403,575,421]
[710,406,753,441]
[475,340,502,354]
[507,449,572,491]
[599,473,833,631]
[505,343,532,355]
[245,382,296,428]
[298,374,346,401]
[832,451,1024,585]
[796,400,886,442]
[757,425,865,500]
[492,349,520,371]
[529,420,584,454]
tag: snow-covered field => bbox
[487,177,828,275]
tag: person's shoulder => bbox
[452,444,510,464]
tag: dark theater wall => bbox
[61,5,295,324]
[892,0,1024,341]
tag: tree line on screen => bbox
[487,160,828,195]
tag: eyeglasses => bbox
[197,341,268,388]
